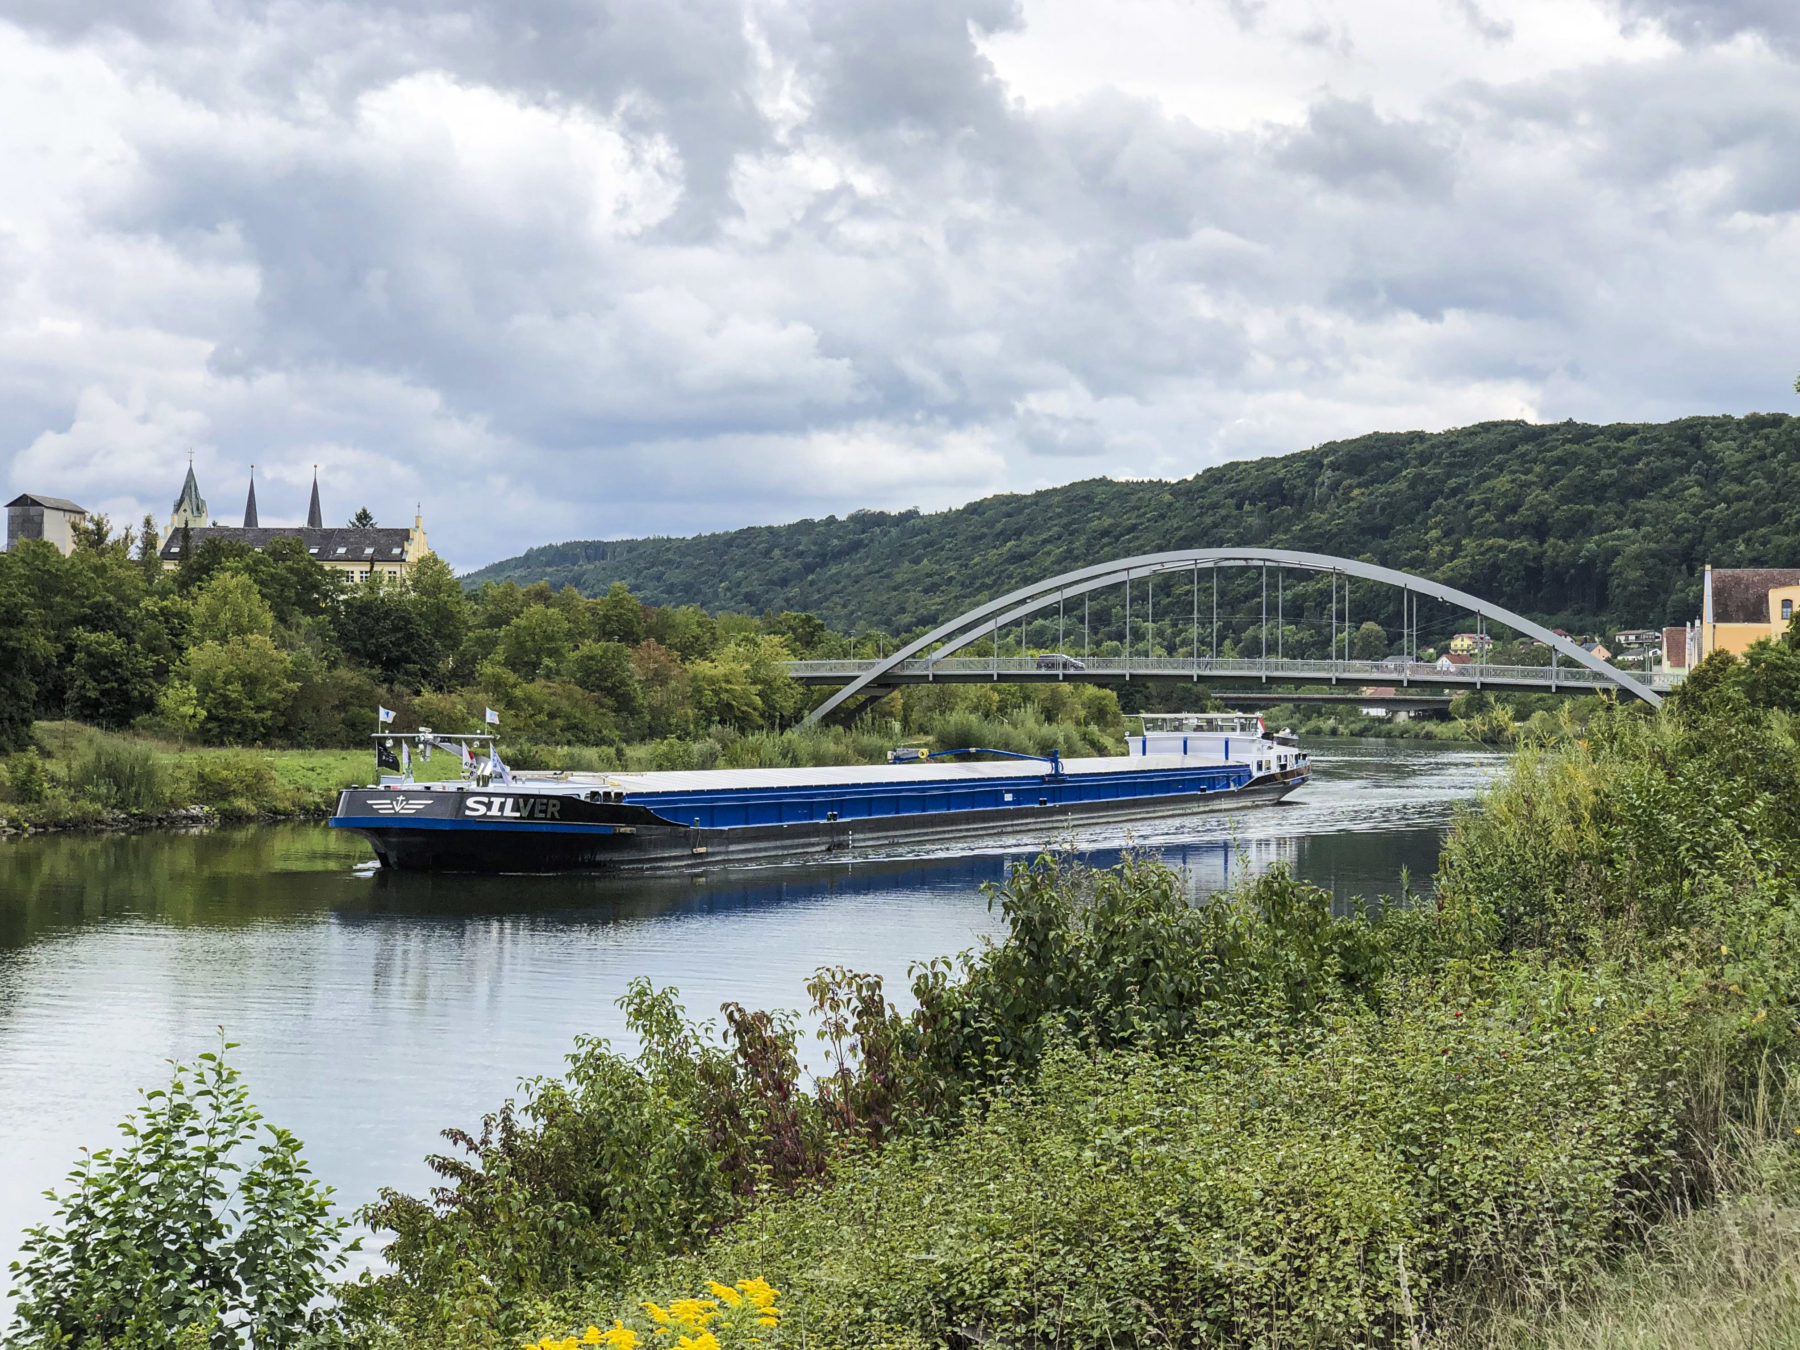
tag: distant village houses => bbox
[158,463,432,582]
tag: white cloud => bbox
[1,0,1797,567]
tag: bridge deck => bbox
[787,655,1674,695]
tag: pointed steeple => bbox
[243,466,259,529]
[306,466,323,529]
[169,453,209,533]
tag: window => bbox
[308,547,319,555]
[362,547,374,556]
[390,547,402,556]
[334,546,347,555]
[1784,599,1794,621]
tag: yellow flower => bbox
[600,1322,639,1350]
[582,1330,603,1346]
[673,1336,720,1350]
[736,1278,781,1312]
[1721,945,1730,956]
[757,1315,781,1328]
[666,1299,721,1333]
[644,1304,671,1327]
[708,1282,744,1308]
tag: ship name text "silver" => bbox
[463,796,563,820]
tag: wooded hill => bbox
[468,414,1800,633]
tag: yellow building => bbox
[1697,566,1800,661]
[158,465,432,582]
[1448,632,1493,656]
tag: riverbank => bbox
[0,723,461,835]
[1257,689,1601,746]
[0,708,1128,837]
[16,677,1796,1347]
[335,669,1794,1349]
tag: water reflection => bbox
[0,736,1498,1296]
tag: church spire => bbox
[169,454,209,533]
[306,466,323,529]
[243,466,259,529]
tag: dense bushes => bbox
[335,651,1800,1349]
[6,1039,355,1350]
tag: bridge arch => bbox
[804,547,1660,723]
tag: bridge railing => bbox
[785,656,1675,690]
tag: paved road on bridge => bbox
[786,654,1675,698]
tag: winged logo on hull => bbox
[364,796,432,816]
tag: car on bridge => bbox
[1035,653,1088,672]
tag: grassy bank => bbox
[0,722,466,831]
[1,701,1127,834]
[1261,690,1605,746]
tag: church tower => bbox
[307,467,323,529]
[243,466,259,528]
[169,456,209,533]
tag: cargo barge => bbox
[329,713,1309,873]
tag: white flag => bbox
[377,706,396,724]
[484,707,500,725]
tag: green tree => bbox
[496,606,575,680]
[593,582,645,645]
[0,551,53,750]
[189,570,276,644]
[245,537,337,626]
[687,657,764,730]
[766,610,827,656]
[183,637,298,743]
[405,553,471,673]
[562,640,645,721]
[6,1036,354,1349]
[137,513,163,585]
[65,629,157,727]
[336,580,437,687]
[1740,637,1800,713]
[349,507,376,528]
[1351,621,1388,661]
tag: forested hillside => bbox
[468,414,1800,631]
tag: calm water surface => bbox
[0,736,1499,1291]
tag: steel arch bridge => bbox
[798,547,1667,724]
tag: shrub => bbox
[183,636,299,744]
[181,751,284,817]
[64,736,169,812]
[6,1037,355,1349]
[4,750,50,804]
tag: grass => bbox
[1442,1188,1800,1350]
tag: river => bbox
[0,736,1499,1295]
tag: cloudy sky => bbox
[2,0,1797,569]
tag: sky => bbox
[1,0,1797,571]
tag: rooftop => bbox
[6,494,87,513]
[1710,568,1800,623]
[160,524,414,561]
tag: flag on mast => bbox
[378,706,396,724]
[484,707,500,725]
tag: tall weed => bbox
[63,737,168,812]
